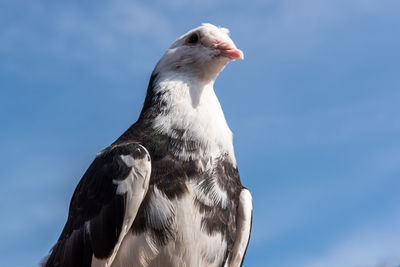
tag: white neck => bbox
[151,71,236,165]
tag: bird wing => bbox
[43,143,151,267]
[229,189,253,267]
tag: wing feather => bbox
[229,189,253,267]
[42,143,151,267]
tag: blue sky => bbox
[1,0,400,266]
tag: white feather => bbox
[111,181,228,267]
[152,72,236,165]
[147,187,174,230]
[93,146,152,267]
[229,189,253,267]
[121,154,135,167]
[201,232,227,264]
[195,177,228,209]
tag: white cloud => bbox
[227,0,400,52]
[56,0,174,46]
[300,207,400,267]
[0,1,175,78]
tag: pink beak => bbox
[215,42,244,60]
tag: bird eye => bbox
[187,33,199,44]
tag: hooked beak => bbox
[214,42,244,60]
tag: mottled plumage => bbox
[43,23,252,267]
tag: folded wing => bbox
[42,143,151,267]
[229,189,253,267]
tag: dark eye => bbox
[187,33,199,44]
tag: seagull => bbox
[43,23,252,267]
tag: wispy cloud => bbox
[0,0,174,78]
[300,207,400,267]
[226,0,400,54]
[1,1,399,266]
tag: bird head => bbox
[154,23,243,83]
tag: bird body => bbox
[43,23,252,267]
